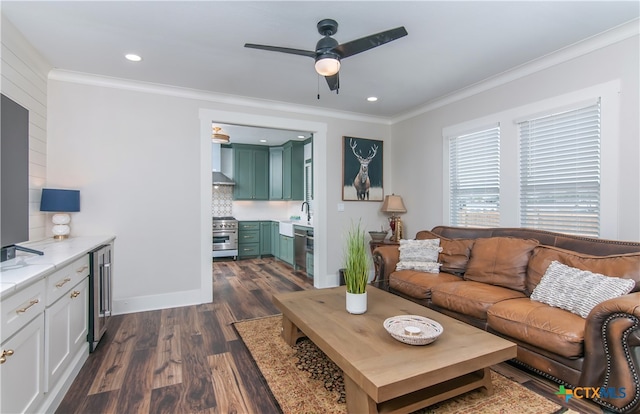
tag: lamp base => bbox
[53,234,69,240]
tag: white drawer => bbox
[1,279,46,342]
[45,256,90,306]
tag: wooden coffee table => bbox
[272,286,517,414]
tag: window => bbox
[519,99,601,236]
[448,125,500,227]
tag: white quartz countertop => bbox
[0,235,116,299]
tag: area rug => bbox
[234,315,564,414]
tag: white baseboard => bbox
[113,287,207,315]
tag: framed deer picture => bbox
[342,136,383,201]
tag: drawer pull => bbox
[0,349,14,364]
[76,265,89,273]
[56,277,72,288]
[16,299,39,314]
[70,290,81,298]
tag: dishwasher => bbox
[294,229,309,271]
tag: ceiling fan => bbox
[245,19,408,93]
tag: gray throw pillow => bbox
[531,260,635,318]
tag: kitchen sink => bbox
[279,221,295,237]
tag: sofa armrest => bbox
[372,245,400,289]
[581,292,640,414]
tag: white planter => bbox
[346,291,367,314]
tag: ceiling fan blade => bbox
[333,26,408,59]
[244,43,316,58]
[325,73,339,91]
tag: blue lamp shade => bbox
[40,189,80,212]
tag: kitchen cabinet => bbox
[269,147,283,199]
[282,141,304,200]
[1,281,46,414]
[279,234,294,266]
[45,277,88,391]
[269,141,304,200]
[271,222,280,258]
[306,252,314,277]
[233,145,269,200]
[238,221,261,258]
[260,222,272,256]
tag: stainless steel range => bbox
[213,216,238,260]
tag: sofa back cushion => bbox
[526,245,640,295]
[463,237,539,293]
[415,230,475,275]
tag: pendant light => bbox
[212,126,230,144]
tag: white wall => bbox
[1,15,52,241]
[47,74,392,313]
[391,33,640,242]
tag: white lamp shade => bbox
[315,58,340,76]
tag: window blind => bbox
[519,99,601,237]
[449,126,500,227]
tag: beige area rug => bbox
[234,315,565,414]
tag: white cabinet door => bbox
[0,314,45,414]
[45,278,88,392]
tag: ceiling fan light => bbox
[315,57,340,76]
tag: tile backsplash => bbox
[212,185,233,217]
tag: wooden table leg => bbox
[345,374,378,414]
[281,315,301,346]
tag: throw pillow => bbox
[395,239,442,273]
[531,260,636,318]
[415,230,475,274]
[464,237,539,293]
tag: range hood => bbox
[212,143,235,186]
[213,171,235,186]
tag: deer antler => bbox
[366,144,378,162]
[350,138,366,163]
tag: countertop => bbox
[235,217,314,229]
[0,235,116,299]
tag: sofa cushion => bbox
[488,298,585,359]
[389,270,461,300]
[415,230,475,274]
[530,261,635,318]
[463,237,539,293]
[431,280,526,320]
[526,245,640,295]
[396,239,442,273]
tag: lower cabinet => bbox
[271,222,280,258]
[238,221,261,259]
[45,277,88,391]
[306,252,314,277]
[260,222,272,256]
[279,235,294,265]
[0,314,45,414]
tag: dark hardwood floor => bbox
[56,257,602,414]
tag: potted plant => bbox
[343,220,370,314]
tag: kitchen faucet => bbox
[301,201,311,223]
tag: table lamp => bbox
[381,194,407,241]
[40,188,80,240]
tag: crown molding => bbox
[47,69,389,125]
[391,18,640,124]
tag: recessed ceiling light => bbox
[297,135,305,139]
[367,96,378,102]
[125,54,142,62]
[259,139,267,143]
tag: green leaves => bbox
[343,220,369,294]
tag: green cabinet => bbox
[269,141,304,200]
[279,234,294,265]
[238,221,260,259]
[233,145,269,200]
[260,222,272,256]
[283,141,304,200]
[306,251,314,277]
[269,147,283,199]
[271,222,280,258]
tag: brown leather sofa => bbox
[372,226,640,413]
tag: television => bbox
[1,94,30,262]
